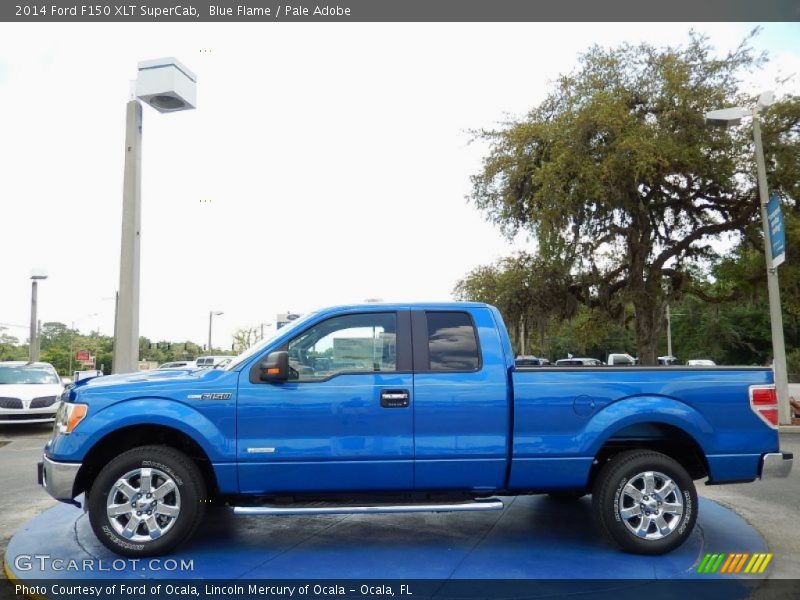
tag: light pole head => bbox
[704,106,749,128]
[212,311,224,317]
[30,268,48,280]
[135,58,197,113]
[757,90,776,110]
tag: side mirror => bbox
[260,351,289,382]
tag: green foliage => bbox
[675,210,800,371]
[667,295,771,365]
[468,31,799,364]
[457,207,800,367]
[0,323,220,376]
[454,252,578,354]
[36,324,115,375]
[139,338,217,365]
[0,327,27,361]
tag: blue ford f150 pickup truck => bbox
[39,303,792,557]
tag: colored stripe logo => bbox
[696,553,773,574]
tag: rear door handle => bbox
[380,389,409,408]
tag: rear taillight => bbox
[749,385,778,428]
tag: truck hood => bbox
[72,367,227,391]
[64,367,238,413]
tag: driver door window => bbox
[287,313,397,381]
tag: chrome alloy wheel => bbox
[105,467,181,542]
[618,470,684,540]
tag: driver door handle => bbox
[380,389,409,408]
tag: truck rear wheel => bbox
[592,449,696,555]
[88,445,206,557]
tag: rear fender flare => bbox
[583,395,714,457]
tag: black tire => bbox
[88,445,207,557]
[592,449,697,555]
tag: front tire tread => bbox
[88,445,207,557]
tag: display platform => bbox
[5,495,767,582]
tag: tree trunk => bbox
[628,211,660,365]
[634,298,664,366]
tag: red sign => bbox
[75,350,91,361]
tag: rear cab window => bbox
[424,311,481,372]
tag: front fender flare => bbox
[48,398,235,462]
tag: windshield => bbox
[224,311,320,371]
[0,364,60,385]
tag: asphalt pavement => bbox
[0,424,56,579]
[0,427,797,580]
[699,433,800,579]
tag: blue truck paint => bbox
[413,306,509,490]
[47,370,239,463]
[40,302,792,556]
[237,370,415,493]
[46,302,783,493]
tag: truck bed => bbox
[509,365,776,489]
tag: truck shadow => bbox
[172,495,651,578]
[62,494,705,579]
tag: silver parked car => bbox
[158,360,198,370]
[555,357,604,366]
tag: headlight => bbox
[54,403,88,435]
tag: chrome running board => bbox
[232,498,504,516]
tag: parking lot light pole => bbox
[666,304,672,358]
[705,91,790,424]
[208,311,223,352]
[113,99,143,375]
[29,270,47,362]
[113,58,197,374]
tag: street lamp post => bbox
[208,311,223,352]
[29,270,47,362]
[705,91,790,424]
[113,58,197,374]
[665,304,672,358]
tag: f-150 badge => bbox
[187,393,232,400]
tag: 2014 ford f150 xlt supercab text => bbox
[39,303,792,557]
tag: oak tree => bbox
[469,32,798,364]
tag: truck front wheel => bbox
[88,445,207,557]
[592,449,697,555]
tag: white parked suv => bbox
[687,359,716,366]
[0,361,63,425]
[607,353,638,366]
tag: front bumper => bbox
[0,408,58,424]
[761,452,793,479]
[38,454,81,501]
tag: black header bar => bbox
[3,0,800,23]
